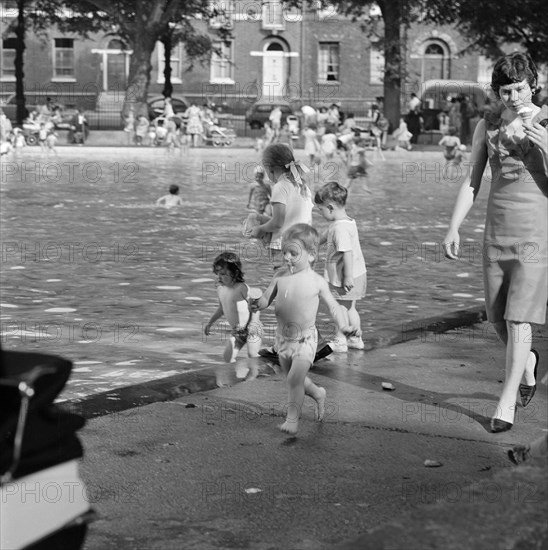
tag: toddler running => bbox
[250,223,358,434]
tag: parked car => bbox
[418,80,496,131]
[147,95,188,123]
[245,100,294,130]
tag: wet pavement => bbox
[2,146,489,401]
[1,145,546,549]
[78,322,547,550]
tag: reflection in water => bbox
[1,148,487,399]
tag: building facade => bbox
[1,1,542,119]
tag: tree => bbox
[159,22,220,100]
[422,0,548,65]
[324,0,422,129]
[33,0,224,117]
[311,0,548,128]
[14,0,26,126]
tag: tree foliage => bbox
[422,0,548,65]
[30,0,226,116]
[311,0,547,127]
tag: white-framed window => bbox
[157,42,183,84]
[1,37,16,80]
[53,38,75,80]
[208,0,234,28]
[477,55,494,84]
[262,0,285,30]
[370,45,384,85]
[318,42,339,82]
[210,41,234,83]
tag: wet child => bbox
[247,165,271,215]
[392,118,413,151]
[204,252,262,364]
[438,127,463,164]
[156,184,183,208]
[45,129,58,156]
[13,128,26,157]
[346,137,372,189]
[178,126,189,155]
[250,223,358,434]
[302,123,320,166]
[135,115,149,146]
[315,182,367,352]
[38,123,48,153]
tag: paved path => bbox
[78,322,547,550]
[1,146,494,401]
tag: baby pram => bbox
[0,347,93,549]
[202,119,236,147]
[21,120,40,146]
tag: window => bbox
[209,0,234,28]
[315,1,339,21]
[107,38,127,50]
[210,41,234,83]
[53,38,74,79]
[157,42,183,84]
[318,42,339,82]
[262,0,284,29]
[421,39,449,80]
[369,45,384,84]
[425,44,444,56]
[1,37,16,80]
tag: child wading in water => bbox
[156,184,183,208]
[250,143,313,269]
[250,224,358,434]
[205,252,262,364]
[315,182,367,352]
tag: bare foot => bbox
[279,420,298,435]
[315,387,327,421]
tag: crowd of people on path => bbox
[254,100,388,193]
[0,96,90,157]
[199,52,546,453]
[125,99,235,152]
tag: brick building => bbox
[1,1,543,122]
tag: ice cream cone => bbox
[517,106,533,127]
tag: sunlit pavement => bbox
[1,145,499,402]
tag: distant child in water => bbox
[156,184,183,208]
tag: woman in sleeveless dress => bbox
[443,52,548,433]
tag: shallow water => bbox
[0,146,489,398]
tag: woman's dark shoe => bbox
[490,418,513,433]
[519,349,539,407]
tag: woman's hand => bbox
[204,323,212,335]
[443,228,460,260]
[524,121,548,155]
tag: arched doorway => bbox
[262,41,286,99]
[421,40,450,81]
[106,38,129,91]
[92,37,132,93]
